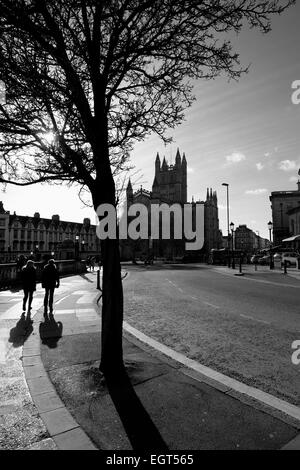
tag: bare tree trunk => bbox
[99,237,124,375]
[92,161,124,376]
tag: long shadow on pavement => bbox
[79,273,95,283]
[105,367,168,452]
[39,313,63,348]
[8,312,33,347]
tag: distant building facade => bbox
[0,201,100,261]
[269,179,300,246]
[120,149,221,260]
[284,205,300,250]
[234,224,269,253]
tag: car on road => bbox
[281,252,300,267]
[257,255,271,265]
[251,254,264,264]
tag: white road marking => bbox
[240,313,270,325]
[166,280,221,308]
[76,293,97,304]
[55,295,71,305]
[123,321,300,423]
[165,278,177,287]
[203,301,220,309]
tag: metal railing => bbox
[0,259,87,290]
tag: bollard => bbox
[255,262,257,271]
[298,257,300,270]
[97,269,100,289]
[283,259,287,275]
[234,256,244,276]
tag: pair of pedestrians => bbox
[21,259,60,313]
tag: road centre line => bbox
[166,280,221,308]
[202,301,220,309]
[165,278,177,287]
[240,313,270,325]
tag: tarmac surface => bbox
[1,266,300,450]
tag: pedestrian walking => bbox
[21,260,36,312]
[41,259,60,314]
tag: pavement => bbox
[0,265,300,451]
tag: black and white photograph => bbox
[0,0,299,458]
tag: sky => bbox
[1,2,300,240]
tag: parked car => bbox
[257,255,271,265]
[281,252,300,267]
[273,252,282,262]
[251,254,264,264]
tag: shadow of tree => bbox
[8,312,33,347]
[104,367,169,452]
[39,313,63,349]
[79,273,94,283]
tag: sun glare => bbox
[41,131,56,145]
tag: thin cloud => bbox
[225,152,246,165]
[278,160,298,171]
[289,176,298,182]
[245,188,268,195]
[256,162,264,171]
[187,167,194,174]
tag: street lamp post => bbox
[268,221,274,270]
[222,183,230,268]
[230,221,235,269]
[75,235,79,260]
[81,240,85,259]
[256,230,260,251]
[35,243,40,261]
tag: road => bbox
[123,264,300,406]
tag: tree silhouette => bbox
[0,0,294,374]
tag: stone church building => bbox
[120,149,221,261]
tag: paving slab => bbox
[22,356,43,367]
[52,427,97,450]
[24,364,47,379]
[40,407,79,436]
[32,391,65,414]
[282,433,300,450]
[26,375,56,396]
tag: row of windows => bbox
[9,241,96,250]
[10,229,95,240]
[10,223,94,231]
